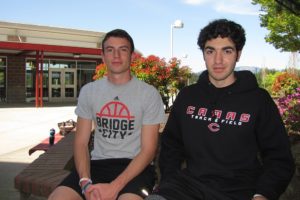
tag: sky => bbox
[0,0,297,72]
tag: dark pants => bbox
[149,170,254,200]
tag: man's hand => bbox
[88,183,119,200]
[84,185,101,200]
[252,195,268,200]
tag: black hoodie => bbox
[159,70,295,200]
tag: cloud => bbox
[182,0,210,5]
[182,0,260,15]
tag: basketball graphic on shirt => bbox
[96,101,134,120]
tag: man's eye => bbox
[120,48,129,52]
[105,48,113,53]
[205,50,213,54]
[224,49,233,54]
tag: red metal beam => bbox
[16,50,35,56]
[0,52,102,63]
[35,51,39,107]
[40,51,44,107]
[0,41,102,55]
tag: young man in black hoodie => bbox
[146,19,295,200]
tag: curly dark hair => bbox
[102,29,135,54]
[197,19,246,51]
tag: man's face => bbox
[203,36,241,88]
[102,37,132,75]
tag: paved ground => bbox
[0,103,76,200]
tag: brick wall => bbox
[7,55,26,103]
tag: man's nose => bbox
[215,51,223,63]
[113,49,121,58]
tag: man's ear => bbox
[202,51,206,61]
[236,50,242,62]
[102,58,107,65]
[130,53,134,62]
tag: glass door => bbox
[64,69,77,101]
[49,68,77,102]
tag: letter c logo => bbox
[208,123,220,132]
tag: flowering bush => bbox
[277,87,300,135]
[272,72,300,97]
[93,63,107,80]
[93,54,191,111]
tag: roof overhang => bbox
[0,21,105,60]
[0,41,102,60]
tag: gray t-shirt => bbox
[75,76,165,160]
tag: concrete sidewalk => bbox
[0,104,77,200]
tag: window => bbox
[77,61,97,96]
[0,57,7,102]
[26,59,49,102]
[50,60,76,69]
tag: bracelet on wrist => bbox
[81,181,92,195]
[79,178,92,195]
[79,177,92,186]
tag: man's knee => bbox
[48,186,82,200]
[144,194,167,200]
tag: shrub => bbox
[271,72,300,97]
[92,54,192,111]
[277,87,300,135]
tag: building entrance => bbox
[49,68,77,102]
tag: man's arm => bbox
[255,91,295,200]
[112,124,160,189]
[74,117,93,181]
[158,96,185,183]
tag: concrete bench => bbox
[14,118,168,200]
[14,132,75,200]
[28,132,65,156]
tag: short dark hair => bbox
[197,19,246,51]
[101,29,135,53]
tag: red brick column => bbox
[7,55,26,103]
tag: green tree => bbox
[274,0,300,15]
[252,0,300,52]
[189,72,201,85]
[258,70,281,93]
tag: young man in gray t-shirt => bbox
[49,29,165,200]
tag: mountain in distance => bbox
[235,66,261,73]
[192,66,260,75]
[189,66,260,85]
